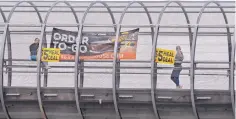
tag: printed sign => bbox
[41,48,60,62]
[155,48,176,64]
[50,28,139,61]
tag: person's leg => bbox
[175,77,180,86]
[41,61,50,69]
[171,69,178,86]
[175,69,182,88]
[171,77,177,85]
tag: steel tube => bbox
[0,31,234,36]
[150,1,193,119]
[7,2,43,119]
[6,32,12,87]
[38,1,82,119]
[3,59,232,64]
[4,64,231,71]
[0,1,43,119]
[0,1,233,3]
[0,8,8,90]
[2,70,230,76]
[79,61,84,88]
[42,34,48,87]
[4,23,235,28]
[73,1,116,119]
[230,29,236,116]
[0,6,12,87]
[1,5,235,8]
[0,10,235,14]
[0,24,10,119]
[36,24,47,119]
[190,1,234,119]
[112,1,154,118]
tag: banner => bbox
[50,28,139,61]
[41,48,60,62]
[155,48,176,65]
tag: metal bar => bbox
[119,95,133,98]
[6,1,44,118]
[2,60,232,64]
[80,94,95,98]
[189,1,232,119]
[0,31,234,36]
[150,1,194,119]
[0,7,11,87]
[74,1,117,119]
[3,59,233,64]
[4,65,231,71]
[118,2,154,118]
[0,1,234,3]
[43,93,58,97]
[37,24,47,119]
[2,30,236,34]
[0,24,11,119]
[1,5,235,8]
[113,1,155,118]
[5,93,20,96]
[1,10,235,13]
[6,1,42,23]
[0,1,44,118]
[116,61,120,88]
[190,12,200,119]
[6,27,12,87]
[157,96,172,99]
[1,70,230,76]
[111,11,121,119]
[196,97,212,100]
[215,0,233,93]
[230,25,235,115]
[43,34,48,88]
[43,1,83,119]
[79,61,84,88]
[4,23,236,28]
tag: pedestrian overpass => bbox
[0,1,235,119]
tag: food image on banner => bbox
[41,48,60,62]
[155,48,176,65]
[50,28,139,61]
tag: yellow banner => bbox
[41,48,60,62]
[155,48,176,64]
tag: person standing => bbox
[171,46,184,89]
[29,38,50,69]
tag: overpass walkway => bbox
[0,1,235,119]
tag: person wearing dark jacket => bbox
[171,46,184,89]
[29,38,50,69]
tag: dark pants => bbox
[171,67,182,86]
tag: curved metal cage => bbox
[0,1,235,119]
